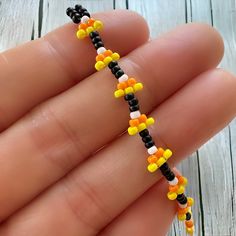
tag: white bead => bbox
[97,47,106,54]
[178,203,188,209]
[147,146,158,155]
[118,74,128,83]
[81,15,90,23]
[168,177,179,186]
[130,111,141,119]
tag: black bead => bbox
[83,11,91,17]
[115,69,124,78]
[139,129,149,137]
[186,212,191,221]
[128,98,138,106]
[89,31,99,39]
[108,61,118,69]
[66,7,73,16]
[75,4,82,11]
[72,15,81,24]
[111,65,121,74]
[160,163,169,172]
[165,172,175,181]
[160,165,170,175]
[124,93,134,101]
[72,9,79,16]
[66,8,82,20]
[142,135,153,143]
[145,141,155,148]
[162,170,172,178]
[91,36,101,44]
[77,7,87,13]
[129,105,139,112]
[176,194,184,200]
[176,193,186,200]
[178,196,188,205]
[94,42,104,49]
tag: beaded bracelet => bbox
[66,4,195,235]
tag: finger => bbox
[0,9,149,131]
[0,24,222,218]
[0,23,223,221]
[99,178,176,236]
[1,69,235,235]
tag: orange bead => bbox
[96,54,105,62]
[104,50,113,57]
[117,82,127,90]
[178,207,189,215]
[178,176,185,184]
[147,155,158,163]
[139,114,147,123]
[169,185,178,192]
[87,18,95,26]
[156,148,164,158]
[79,23,87,30]
[185,220,194,228]
[129,119,139,127]
[127,78,137,86]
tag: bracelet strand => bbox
[66,4,195,235]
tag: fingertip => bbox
[189,23,224,62]
[159,22,224,71]
[210,68,236,111]
[99,9,150,51]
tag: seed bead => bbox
[147,145,158,155]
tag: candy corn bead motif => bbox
[66,4,195,235]
[147,148,172,172]
[167,175,188,200]
[76,18,103,39]
[128,114,154,135]
[95,49,120,71]
[114,77,143,98]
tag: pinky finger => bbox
[99,178,176,236]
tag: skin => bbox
[0,9,235,236]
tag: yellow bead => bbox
[138,123,147,132]
[157,157,166,167]
[177,185,185,194]
[163,149,173,160]
[133,82,143,91]
[147,163,158,173]
[182,176,188,186]
[188,197,194,206]
[177,213,186,221]
[86,26,94,34]
[76,29,87,39]
[128,126,138,135]
[186,227,194,235]
[93,20,103,30]
[112,52,120,61]
[146,117,155,126]
[103,56,113,65]
[125,87,134,94]
[167,191,177,200]
[114,89,124,98]
[95,61,105,71]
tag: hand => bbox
[0,10,235,236]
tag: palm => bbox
[0,10,235,236]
